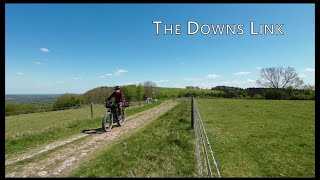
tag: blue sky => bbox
[5,4,315,94]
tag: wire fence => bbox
[192,96,221,178]
[5,100,152,116]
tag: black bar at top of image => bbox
[3,1,318,4]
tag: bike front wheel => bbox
[117,109,125,126]
[102,112,113,132]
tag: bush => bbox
[253,94,262,99]
[53,94,84,108]
[223,91,238,98]
[265,90,283,100]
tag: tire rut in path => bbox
[6,100,178,177]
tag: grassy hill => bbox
[154,87,221,98]
[80,86,222,104]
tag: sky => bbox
[5,4,315,94]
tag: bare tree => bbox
[143,81,157,99]
[256,66,304,91]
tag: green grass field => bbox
[5,97,315,178]
[5,100,164,159]
[155,87,221,98]
[70,99,197,177]
[196,98,315,177]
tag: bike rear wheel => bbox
[117,109,125,126]
[102,112,113,132]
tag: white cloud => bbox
[182,80,216,89]
[40,48,49,52]
[155,80,169,83]
[247,79,256,83]
[222,80,239,84]
[207,74,221,79]
[16,72,24,75]
[33,61,41,65]
[56,81,64,84]
[173,79,259,89]
[256,67,262,70]
[73,77,81,80]
[123,82,134,85]
[298,73,307,78]
[114,69,128,76]
[304,68,315,73]
[216,79,260,88]
[234,72,251,76]
[184,78,202,81]
[99,73,113,78]
[299,68,314,78]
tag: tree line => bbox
[5,66,315,115]
[210,85,314,100]
[210,66,314,100]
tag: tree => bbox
[256,66,304,91]
[143,81,157,99]
[136,83,144,106]
[53,94,83,108]
[121,85,137,102]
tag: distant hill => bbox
[82,86,114,104]
[5,94,62,105]
[154,87,221,98]
[81,86,222,104]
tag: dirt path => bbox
[6,100,178,177]
[5,102,161,166]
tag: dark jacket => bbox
[107,91,125,103]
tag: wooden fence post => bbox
[91,102,93,119]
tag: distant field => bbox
[155,87,221,97]
[5,94,61,105]
[196,98,315,177]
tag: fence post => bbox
[91,102,93,119]
[191,96,194,129]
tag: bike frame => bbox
[106,102,124,122]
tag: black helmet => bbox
[114,86,120,90]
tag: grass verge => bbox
[69,99,197,177]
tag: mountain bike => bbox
[101,101,126,132]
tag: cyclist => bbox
[106,86,125,117]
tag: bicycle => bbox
[101,101,126,132]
